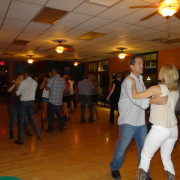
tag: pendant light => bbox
[27,55,34,64]
[158,0,180,17]
[117,47,127,59]
[55,41,64,53]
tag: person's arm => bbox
[129,77,168,105]
[7,82,16,93]
[16,81,24,96]
[107,83,115,101]
[130,77,161,98]
[123,77,150,109]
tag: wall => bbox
[158,47,180,70]
[109,56,131,75]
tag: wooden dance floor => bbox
[0,101,179,180]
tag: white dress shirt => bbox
[16,77,38,101]
[118,73,150,126]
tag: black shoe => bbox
[45,129,53,133]
[111,170,121,179]
[9,132,14,139]
[146,177,152,180]
[25,131,32,136]
[14,140,24,145]
[37,135,42,139]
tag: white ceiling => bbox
[0,0,180,63]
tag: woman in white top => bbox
[40,75,49,130]
[130,64,179,180]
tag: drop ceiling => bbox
[0,0,180,63]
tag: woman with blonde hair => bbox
[130,64,179,180]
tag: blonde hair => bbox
[160,64,179,91]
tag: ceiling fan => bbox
[129,0,180,21]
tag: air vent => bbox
[76,32,105,40]
[33,7,68,24]
[161,38,180,44]
[11,40,30,46]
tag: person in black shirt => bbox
[107,73,122,124]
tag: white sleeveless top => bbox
[149,84,179,128]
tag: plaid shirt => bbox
[47,74,65,105]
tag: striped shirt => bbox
[46,74,65,105]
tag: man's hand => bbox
[149,94,168,105]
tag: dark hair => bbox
[50,67,60,74]
[129,55,143,66]
[24,68,33,77]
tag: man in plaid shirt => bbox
[46,68,65,132]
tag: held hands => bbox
[150,94,168,105]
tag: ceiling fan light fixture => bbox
[118,52,126,59]
[158,0,180,17]
[117,47,127,59]
[27,55,34,64]
[27,59,34,64]
[73,61,79,66]
[55,41,64,53]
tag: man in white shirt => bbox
[15,68,41,144]
[110,55,168,179]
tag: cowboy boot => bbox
[136,168,146,180]
[166,171,176,180]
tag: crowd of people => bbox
[6,55,180,180]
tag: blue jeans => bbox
[79,95,93,122]
[110,124,147,170]
[47,102,65,132]
[18,101,41,142]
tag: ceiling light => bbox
[55,41,64,53]
[27,55,34,64]
[158,0,180,17]
[73,60,79,66]
[117,47,127,59]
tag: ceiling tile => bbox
[43,25,71,37]
[23,22,51,34]
[17,32,38,41]
[46,0,85,11]
[88,0,123,7]
[33,7,68,25]
[56,12,92,28]
[98,0,149,20]
[65,29,89,39]
[2,19,28,32]
[73,2,107,16]
[6,0,42,21]
[96,21,130,33]
[16,0,48,5]
[0,0,11,18]
[76,17,112,31]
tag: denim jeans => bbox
[80,95,93,122]
[110,124,147,170]
[18,101,41,142]
[47,102,65,132]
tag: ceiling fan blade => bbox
[129,5,157,9]
[140,11,158,21]
[174,11,180,19]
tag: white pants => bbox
[139,125,178,175]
